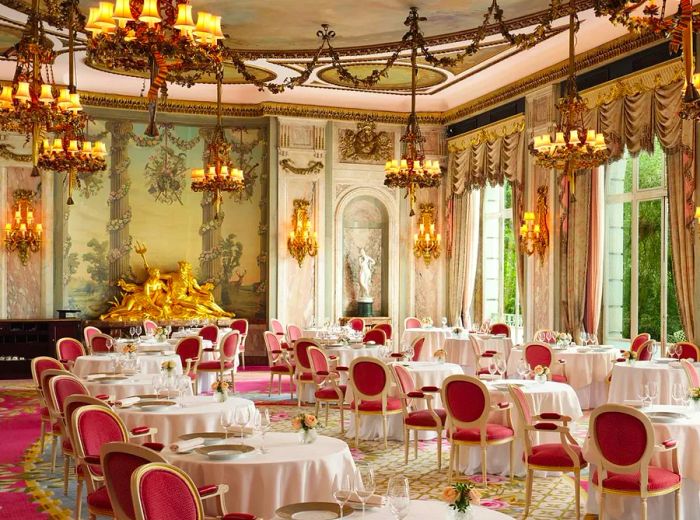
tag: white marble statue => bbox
[358,248,376,301]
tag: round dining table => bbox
[72,353,183,378]
[166,432,356,520]
[116,395,255,443]
[83,373,193,401]
[444,335,513,373]
[607,360,690,405]
[325,344,382,367]
[401,327,452,359]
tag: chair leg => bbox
[524,468,533,518]
[404,428,409,464]
[325,402,329,425]
[437,429,442,470]
[63,455,70,495]
[599,488,605,520]
[339,401,345,434]
[279,375,283,395]
[509,440,515,482]
[414,429,418,459]
[39,421,46,453]
[675,489,681,520]
[268,372,273,397]
[297,380,302,407]
[289,375,294,400]
[241,352,246,369]
[382,415,388,449]
[574,469,581,520]
[50,435,58,472]
[315,400,320,419]
[230,369,235,393]
[641,497,647,520]
[75,478,83,520]
[481,447,488,487]
[355,413,360,449]
[448,444,457,484]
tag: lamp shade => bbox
[95,2,116,28]
[14,82,30,102]
[113,0,133,22]
[38,84,54,104]
[174,3,195,29]
[138,0,162,25]
[56,88,72,109]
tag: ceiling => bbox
[0,0,657,117]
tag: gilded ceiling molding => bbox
[447,114,525,152]
[0,143,32,162]
[279,158,324,175]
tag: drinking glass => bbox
[258,408,271,453]
[488,360,498,378]
[129,326,136,340]
[496,357,507,379]
[672,383,686,406]
[234,407,250,439]
[648,381,659,405]
[136,325,143,338]
[637,384,651,408]
[406,345,415,362]
[386,475,410,520]
[517,358,529,379]
[177,375,190,407]
[220,410,234,439]
[441,317,448,329]
[333,474,353,519]
[649,342,659,360]
[152,374,164,397]
[354,462,375,517]
[106,337,114,355]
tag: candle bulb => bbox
[35,223,42,235]
[4,223,10,237]
[436,233,441,243]
[14,210,20,223]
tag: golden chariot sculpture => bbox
[100,242,233,322]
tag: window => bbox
[481,183,522,338]
[604,140,682,345]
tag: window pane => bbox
[503,218,516,315]
[483,185,500,214]
[482,216,501,320]
[667,240,684,342]
[606,200,631,340]
[504,182,512,209]
[638,199,662,340]
[638,142,664,190]
[607,155,630,195]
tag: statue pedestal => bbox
[357,298,374,317]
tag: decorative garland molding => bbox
[279,158,324,175]
[447,114,525,152]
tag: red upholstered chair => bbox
[91,333,115,354]
[490,323,511,337]
[39,369,71,471]
[270,318,285,341]
[197,331,239,392]
[83,326,101,350]
[362,328,387,346]
[230,319,248,369]
[175,336,202,394]
[680,359,700,387]
[392,364,446,468]
[469,340,497,378]
[287,324,303,343]
[263,331,294,399]
[523,342,567,383]
[31,356,63,453]
[509,385,586,519]
[410,336,425,362]
[294,339,319,407]
[441,375,515,485]
[589,404,681,520]
[349,318,365,332]
[348,357,403,449]
[404,317,421,330]
[308,346,347,433]
[533,329,555,344]
[373,323,393,341]
[198,324,219,345]
[142,320,158,336]
[671,341,700,361]
[56,337,86,369]
[636,340,654,362]
[631,333,652,353]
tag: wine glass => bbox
[152,374,164,397]
[441,317,448,329]
[354,462,375,517]
[106,337,114,356]
[637,384,651,408]
[672,383,686,406]
[488,360,498,378]
[516,358,529,380]
[648,381,659,405]
[386,475,410,520]
[649,342,659,360]
[333,474,353,519]
[234,407,250,439]
[129,326,136,340]
[406,345,415,362]
[256,408,271,454]
[177,375,190,407]
[496,357,507,380]
[135,325,143,339]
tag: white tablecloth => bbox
[507,347,618,409]
[166,432,356,520]
[116,395,255,443]
[445,335,513,373]
[326,345,382,367]
[401,328,452,359]
[457,380,583,477]
[84,373,193,401]
[584,405,700,519]
[608,361,689,406]
[72,353,182,378]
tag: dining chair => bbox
[263,331,294,399]
[589,404,681,520]
[90,333,115,354]
[636,339,655,361]
[287,324,303,343]
[680,359,700,387]
[39,368,71,472]
[348,357,403,449]
[468,340,497,378]
[348,318,365,332]
[523,342,567,383]
[57,337,86,369]
[31,356,63,453]
[671,342,700,361]
[308,346,347,433]
[230,319,248,369]
[508,385,586,519]
[293,339,319,406]
[142,320,158,336]
[197,330,239,392]
[404,317,422,330]
[270,318,286,341]
[83,326,101,350]
[630,333,652,353]
[410,336,426,361]
[441,375,515,486]
[198,324,219,345]
[392,364,445,468]
[362,328,387,346]
[490,323,511,337]
[175,336,202,394]
[533,329,556,344]
[373,323,393,341]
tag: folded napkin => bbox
[366,341,376,345]
[85,373,107,381]
[334,491,386,507]
[116,396,141,408]
[478,374,499,381]
[624,400,644,408]
[169,437,204,452]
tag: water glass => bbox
[152,374,164,397]
[496,358,507,379]
[386,475,410,519]
[517,358,529,379]
[235,407,250,438]
[441,317,448,329]
[256,408,271,453]
[672,383,686,406]
[354,462,375,517]
[129,326,136,339]
[333,474,353,519]
[220,410,234,439]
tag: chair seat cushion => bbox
[592,466,681,492]
[405,409,447,427]
[223,514,257,520]
[527,443,585,468]
[52,422,61,434]
[86,486,112,512]
[350,397,402,412]
[476,368,491,375]
[299,372,314,381]
[198,360,234,370]
[143,442,164,452]
[551,374,568,383]
[451,423,514,442]
[271,364,293,373]
[315,385,347,399]
[62,437,72,451]
[40,406,50,419]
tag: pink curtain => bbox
[584,167,604,335]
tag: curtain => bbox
[584,167,604,335]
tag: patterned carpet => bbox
[0,376,593,519]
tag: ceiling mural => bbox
[317,64,447,91]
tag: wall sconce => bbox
[413,203,441,266]
[287,198,318,266]
[519,185,549,261]
[4,189,42,265]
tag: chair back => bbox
[198,325,219,343]
[287,324,303,342]
[349,357,393,403]
[131,463,203,520]
[631,333,651,353]
[40,368,71,417]
[270,318,285,336]
[31,356,63,390]
[373,323,393,340]
[72,405,129,482]
[589,404,655,477]
[490,323,510,337]
[102,442,167,520]
[523,342,553,370]
[231,318,248,335]
[307,346,331,384]
[294,339,318,373]
[391,364,417,416]
[56,337,85,363]
[219,330,240,362]
[673,342,700,361]
[411,336,425,361]
[533,329,555,344]
[508,384,534,453]
[363,328,387,346]
[404,317,421,330]
[348,318,364,332]
[680,359,700,387]
[83,326,101,348]
[143,320,158,335]
[90,333,114,353]
[63,395,110,456]
[175,336,202,370]
[49,374,89,421]
[636,339,654,361]
[263,331,283,365]
[441,375,490,431]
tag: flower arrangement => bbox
[121,343,137,355]
[622,350,637,363]
[291,412,319,431]
[440,482,481,514]
[689,387,700,401]
[533,365,550,382]
[161,360,177,374]
[452,327,464,335]
[421,317,433,328]
[554,332,573,347]
[434,348,447,363]
[211,379,230,394]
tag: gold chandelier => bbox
[4,190,42,265]
[413,203,441,266]
[384,8,442,216]
[190,66,244,215]
[287,199,318,267]
[529,5,608,195]
[85,0,225,136]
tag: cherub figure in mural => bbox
[358,248,376,300]
[161,261,233,318]
[339,119,393,163]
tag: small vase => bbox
[626,359,636,366]
[693,399,700,412]
[298,428,317,444]
[535,374,547,384]
[448,508,473,520]
[214,390,228,403]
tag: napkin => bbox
[116,396,141,408]
[85,373,107,381]
[334,491,386,507]
[169,437,204,452]
[623,400,644,408]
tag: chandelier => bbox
[384,8,442,216]
[413,203,441,266]
[287,199,318,267]
[85,0,226,136]
[4,190,42,265]
[529,7,609,196]
[190,66,244,216]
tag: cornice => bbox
[447,114,525,152]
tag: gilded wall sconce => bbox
[413,203,441,266]
[4,190,42,265]
[287,199,318,266]
[519,185,549,261]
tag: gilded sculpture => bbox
[100,243,233,321]
[338,119,393,164]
